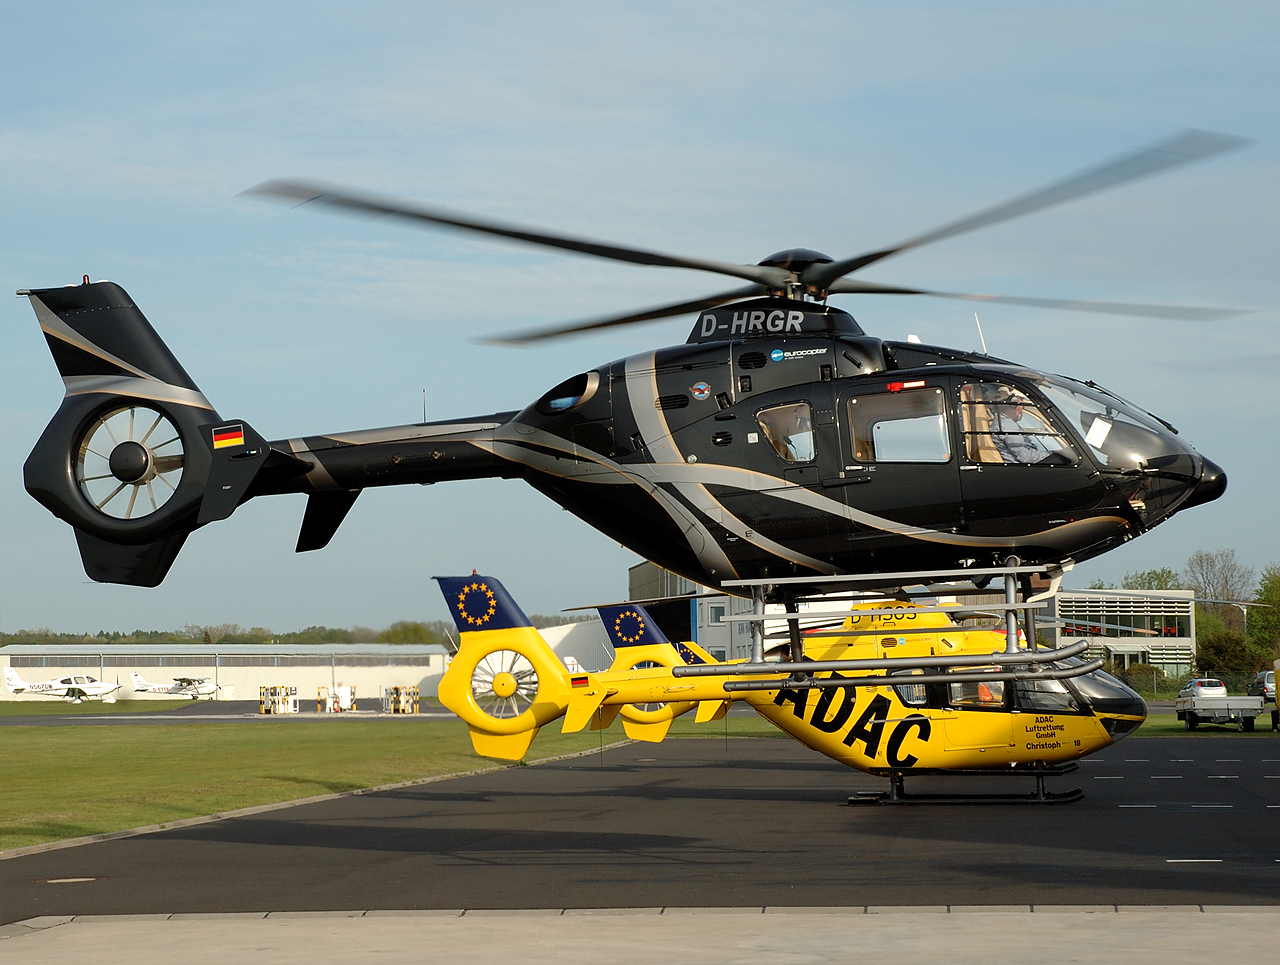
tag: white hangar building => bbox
[0,643,449,703]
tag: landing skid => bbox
[849,762,1083,806]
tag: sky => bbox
[1,2,1277,633]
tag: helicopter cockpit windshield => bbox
[1031,375,1203,525]
[1032,377,1196,476]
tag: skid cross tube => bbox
[764,623,1009,639]
[673,639,1089,678]
[719,602,1048,623]
[721,658,1104,692]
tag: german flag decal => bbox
[571,674,590,689]
[212,424,245,449]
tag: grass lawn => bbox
[0,715,779,852]
[20,706,1258,854]
[1133,712,1280,737]
[0,699,192,716]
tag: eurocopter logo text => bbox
[772,347,826,362]
[700,309,805,338]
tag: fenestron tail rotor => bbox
[470,649,539,721]
[76,405,185,520]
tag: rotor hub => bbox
[108,441,152,483]
[757,248,833,273]
[490,671,518,698]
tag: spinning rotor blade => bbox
[826,278,1247,321]
[246,180,790,289]
[803,130,1252,290]
[484,285,767,346]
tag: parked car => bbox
[1179,678,1228,698]
[1247,670,1276,701]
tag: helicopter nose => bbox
[1072,670,1147,742]
[1182,456,1228,510]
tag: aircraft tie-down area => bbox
[4,666,121,703]
[130,672,219,699]
[434,569,1147,804]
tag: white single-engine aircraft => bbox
[131,672,218,699]
[4,667,120,703]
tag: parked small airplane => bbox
[130,672,218,699]
[4,667,120,703]
[434,573,1146,803]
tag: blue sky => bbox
[1,2,1276,632]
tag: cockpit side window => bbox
[892,670,928,707]
[1013,678,1080,714]
[848,387,950,463]
[959,383,1077,466]
[756,402,815,463]
[949,673,1006,708]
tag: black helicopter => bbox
[21,131,1242,589]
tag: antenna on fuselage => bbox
[974,313,989,355]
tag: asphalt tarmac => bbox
[2,736,1277,923]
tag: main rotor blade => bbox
[804,130,1252,289]
[483,285,767,346]
[826,278,1248,321]
[246,180,790,289]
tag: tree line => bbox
[1089,548,1279,677]
[0,613,591,649]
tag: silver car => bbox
[1179,678,1229,698]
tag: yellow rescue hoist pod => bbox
[433,574,1147,801]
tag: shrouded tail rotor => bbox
[77,404,186,520]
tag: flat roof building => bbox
[1048,589,1196,675]
[0,643,449,702]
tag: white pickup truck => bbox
[1176,694,1267,731]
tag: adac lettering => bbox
[1024,714,1067,751]
[773,680,932,765]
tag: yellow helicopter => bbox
[435,571,1147,804]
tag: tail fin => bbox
[130,672,154,691]
[598,603,717,669]
[597,603,718,741]
[5,667,29,693]
[21,281,275,586]
[433,575,572,760]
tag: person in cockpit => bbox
[990,387,1052,464]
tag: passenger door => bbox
[835,380,963,532]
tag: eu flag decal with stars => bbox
[434,576,533,633]
[598,603,669,649]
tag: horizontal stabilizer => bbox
[74,529,189,587]
[296,490,361,552]
[694,699,730,723]
[197,421,271,524]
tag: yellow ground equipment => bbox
[317,685,356,713]
[382,686,419,714]
[259,685,298,714]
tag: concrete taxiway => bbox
[5,907,1280,965]
[2,735,1278,923]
